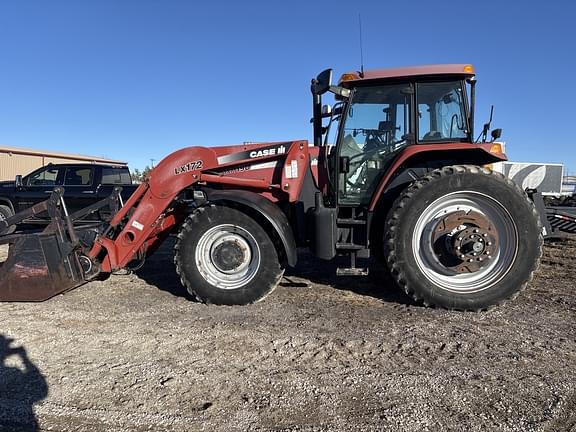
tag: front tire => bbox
[0,205,15,235]
[384,165,542,310]
[174,205,284,305]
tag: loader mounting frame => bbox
[0,187,123,301]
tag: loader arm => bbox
[88,141,308,273]
[0,141,307,301]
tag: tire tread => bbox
[384,164,543,311]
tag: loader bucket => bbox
[0,232,86,301]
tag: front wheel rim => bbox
[195,224,261,290]
[412,191,519,294]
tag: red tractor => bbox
[0,64,543,310]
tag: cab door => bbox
[335,83,414,206]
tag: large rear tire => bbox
[174,205,284,305]
[384,165,542,310]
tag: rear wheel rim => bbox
[195,224,261,290]
[412,191,518,294]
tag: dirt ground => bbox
[0,237,575,432]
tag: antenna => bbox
[358,14,365,78]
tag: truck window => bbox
[64,167,93,186]
[27,167,60,186]
[101,168,132,185]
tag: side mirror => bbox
[339,156,350,174]
[312,69,333,95]
[322,104,332,116]
[491,128,502,141]
[15,175,23,189]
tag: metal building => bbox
[0,145,126,181]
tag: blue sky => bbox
[0,0,575,174]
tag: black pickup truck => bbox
[0,163,138,222]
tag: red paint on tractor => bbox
[368,143,507,211]
[339,64,475,84]
[89,140,309,270]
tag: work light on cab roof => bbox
[338,64,476,83]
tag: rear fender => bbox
[367,146,506,259]
[369,145,506,211]
[204,189,297,267]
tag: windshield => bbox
[417,81,468,141]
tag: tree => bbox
[131,166,153,183]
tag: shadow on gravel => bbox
[0,335,48,432]
[135,239,418,307]
[134,238,198,300]
[284,250,419,307]
[135,251,193,300]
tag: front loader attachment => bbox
[0,232,85,301]
[0,187,122,301]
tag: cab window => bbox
[417,81,468,141]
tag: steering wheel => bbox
[344,146,386,189]
[344,134,407,189]
[356,128,386,150]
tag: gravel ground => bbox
[0,237,575,432]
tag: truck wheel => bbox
[174,205,284,305]
[384,165,542,311]
[0,205,15,235]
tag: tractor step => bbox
[336,267,369,276]
[336,218,366,225]
[335,242,365,250]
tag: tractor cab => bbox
[312,65,477,207]
[309,65,512,277]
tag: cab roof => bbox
[339,64,475,84]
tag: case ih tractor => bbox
[0,64,543,310]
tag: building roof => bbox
[339,64,476,84]
[0,145,126,165]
